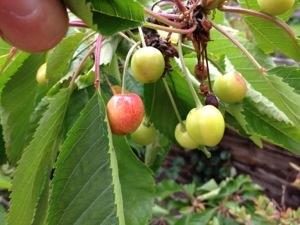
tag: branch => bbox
[219,5,296,40]
[69,20,88,28]
[173,0,188,12]
[144,8,184,28]
[144,22,197,34]
[211,22,266,74]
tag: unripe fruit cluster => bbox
[106,46,164,139]
[175,105,225,150]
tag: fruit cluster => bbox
[3,0,295,150]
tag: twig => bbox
[144,22,197,34]
[144,8,184,28]
[121,42,141,94]
[174,0,188,12]
[219,5,297,40]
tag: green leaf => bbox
[144,81,179,140]
[47,32,85,85]
[0,205,7,225]
[242,100,300,154]
[0,54,45,164]
[112,136,155,225]
[64,0,144,35]
[0,173,11,190]
[156,180,182,199]
[246,88,292,125]
[49,93,154,225]
[238,0,300,60]
[100,36,121,65]
[0,52,30,94]
[63,0,94,27]
[8,88,72,225]
[48,93,118,225]
[268,66,300,94]
[91,0,144,35]
[64,89,89,131]
[32,179,50,225]
[244,17,300,61]
[175,209,216,225]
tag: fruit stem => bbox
[121,41,141,94]
[211,22,267,74]
[144,22,197,34]
[94,35,103,91]
[104,75,117,95]
[138,27,147,47]
[144,8,184,28]
[162,78,184,125]
[178,35,203,108]
[118,32,137,45]
[219,5,297,40]
[199,146,211,158]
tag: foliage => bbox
[151,175,300,225]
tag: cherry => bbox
[131,46,165,83]
[205,94,219,108]
[36,63,48,85]
[213,71,247,104]
[131,122,156,145]
[257,0,295,15]
[107,93,144,135]
[0,0,68,53]
[186,105,225,147]
[175,122,199,150]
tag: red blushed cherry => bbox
[0,0,68,53]
[106,93,145,135]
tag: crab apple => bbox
[213,72,247,104]
[107,93,144,135]
[175,122,199,150]
[0,0,68,53]
[131,46,165,83]
[36,63,48,85]
[186,105,225,147]
[131,122,156,145]
[257,0,295,15]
